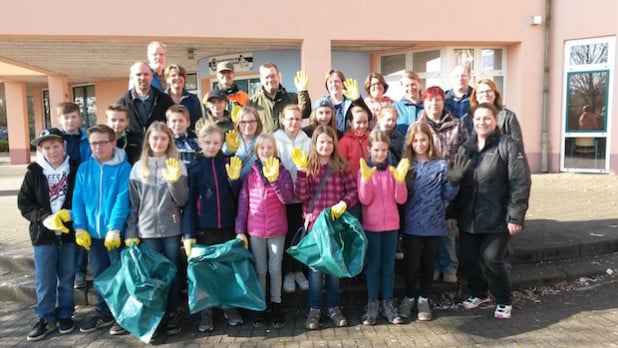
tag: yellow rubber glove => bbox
[57,209,72,223]
[225,156,242,180]
[236,234,249,249]
[390,158,411,183]
[330,201,347,220]
[125,237,140,247]
[104,230,121,251]
[183,238,196,257]
[225,129,241,153]
[75,229,92,251]
[231,105,242,124]
[294,70,309,91]
[263,157,280,182]
[43,212,69,233]
[161,158,182,183]
[342,79,360,100]
[290,147,308,171]
[359,158,377,182]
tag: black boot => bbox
[271,302,286,328]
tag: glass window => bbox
[186,73,198,94]
[563,136,606,170]
[413,50,441,73]
[481,49,503,70]
[570,43,608,65]
[73,85,96,128]
[380,54,406,76]
[454,49,474,69]
[566,70,608,132]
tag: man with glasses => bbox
[445,65,473,119]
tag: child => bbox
[273,104,312,294]
[375,106,406,165]
[292,125,358,330]
[357,130,409,325]
[181,124,243,332]
[196,89,234,135]
[57,101,91,290]
[303,97,342,139]
[105,104,130,157]
[222,106,263,179]
[18,128,79,341]
[338,105,369,175]
[166,104,200,166]
[235,134,295,328]
[72,124,131,334]
[398,122,461,321]
[125,121,188,337]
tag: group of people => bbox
[18,40,531,343]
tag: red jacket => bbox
[338,130,369,175]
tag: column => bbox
[5,81,30,164]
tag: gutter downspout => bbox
[540,0,551,172]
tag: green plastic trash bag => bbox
[94,243,177,344]
[287,209,367,278]
[187,239,266,314]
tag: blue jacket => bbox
[444,86,473,119]
[174,133,201,167]
[72,148,131,239]
[394,98,423,136]
[62,128,91,164]
[182,153,241,238]
[402,159,458,237]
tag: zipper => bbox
[212,158,222,228]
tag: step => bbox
[0,270,96,306]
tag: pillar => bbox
[300,37,332,101]
[31,88,44,135]
[5,81,30,164]
[47,75,71,125]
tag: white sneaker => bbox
[294,272,309,290]
[283,273,296,293]
[494,304,512,319]
[462,296,492,310]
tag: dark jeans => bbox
[282,203,304,274]
[459,231,512,305]
[365,230,398,301]
[142,236,181,315]
[402,234,440,299]
[33,242,76,322]
[75,245,88,275]
[89,238,120,316]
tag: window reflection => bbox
[570,43,608,65]
[566,71,608,132]
[564,137,606,170]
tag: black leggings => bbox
[282,202,304,274]
[402,234,440,299]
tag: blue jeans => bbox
[89,238,120,316]
[308,267,340,309]
[75,245,88,276]
[141,236,181,314]
[33,242,76,322]
[436,234,458,276]
[365,230,398,301]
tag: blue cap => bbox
[313,96,333,110]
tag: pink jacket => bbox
[235,162,295,238]
[358,168,407,232]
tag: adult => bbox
[447,102,531,320]
[578,105,600,130]
[445,65,473,119]
[247,63,311,134]
[414,86,469,283]
[212,62,249,112]
[117,61,175,164]
[394,71,424,135]
[165,64,203,132]
[463,79,524,147]
[129,41,167,92]
[363,72,394,122]
[322,69,370,133]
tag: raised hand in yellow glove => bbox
[236,234,249,249]
[225,129,241,153]
[75,229,92,251]
[342,79,360,100]
[294,70,309,91]
[231,105,242,124]
[161,158,182,183]
[57,209,72,223]
[183,238,196,257]
[263,157,280,182]
[125,237,140,247]
[43,212,69,233]
[225,156,242,180]
[390,158,411,183]
[104,230,121,251]
[290,147,308,171]
[359,158,377,182]
[330,201,347,220]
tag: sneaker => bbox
[109,321,127,335]
[305,308,321,330]
[294,272,309,290]
[361,300,379,326]
[167,313,181,335]
[417,297,432,321]
[58,319,74,334]
[223,308,243,326]
[443,273,458,283]
[398,296,416,319]
[271,302,286,328]
[252,311,266,328]
[328,306,348,327]
[382,300,404,324]
[494,304,512,319]
[27,318,56,341]
[462,296,492,310]
[80,315,113,333]
[198,309,214,332]
[74,273,87,289]
[283,273,296,293]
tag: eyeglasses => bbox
[90,140,111,147]
[238,120,257,125]
[476,90,495,95]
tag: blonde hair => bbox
[307,125,349,176]
[377,106,397,121]
[403,122,440,161]
[139,121,178,178]
[234,106,263,135]
[254,133,279,160]
[280,104,302,125]
[197,124,223,143]
[367,129,391,149]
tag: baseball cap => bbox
[31,128,64,147]
[206,89,228,102]
[313,96,334,110]
[216,62,234,73]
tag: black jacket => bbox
[447,131,531,234]
[17,160,79,245]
